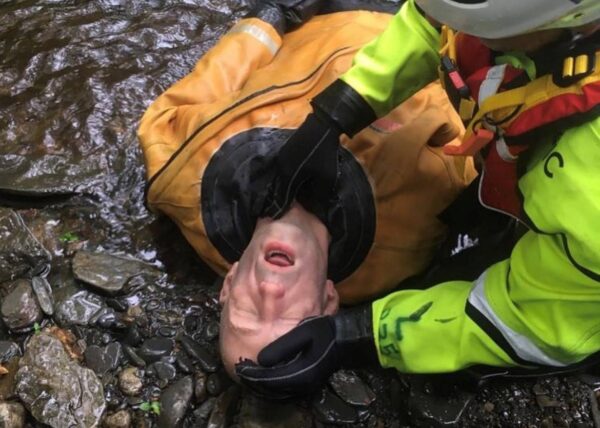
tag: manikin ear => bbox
[219,262,238,305]
[322,279,339,316]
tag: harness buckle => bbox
[553,51,596,88]
[440,56,477,122]
[443,127,495,156]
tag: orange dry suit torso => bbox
[137,8,475,304]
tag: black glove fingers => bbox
[257,321,316,366]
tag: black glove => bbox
[235,304,378,399]
[262,79,377,219]
[247,0,325,35]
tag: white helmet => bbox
[415,0,600,39]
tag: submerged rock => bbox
[72,250,165,295]
[1,280,42,331]
[15,333,105,428]
[0,209,51,284]
[0,401,25,428]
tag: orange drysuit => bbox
[138,10,476,304]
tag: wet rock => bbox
[407,374,475,427]
[54,286,105,326]
[194,397,217,421]
[15,333,105,428]
[138,337,173,363]
[207,386,241,428]
[72,250,164,295]
[207,373,227,396]
[106,298,129,312]
[158,326,176,338]
[180,336,219,372]
[0,209,51,284]
[175,352,194,374]
[103,409,132,428]
[153,361,177,383]
[84,342,123,375]
[312,388,359,425]
[238,394,313,427]
[0,401,25,428]
[0,358,19,400]
[1,279,43,331]
[0,342,20,363]
[158,375,194,428]
[329,370,376,407]
[123,326,143,347]
[123,345,146,368]
[31,276,54,316]
[118,367,143,396]
[204,321,220,341]
[195,371,208,403]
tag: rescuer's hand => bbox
[235,305,378,399]
[261,79,377,219]
[262,112,341,220]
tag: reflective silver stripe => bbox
[229,23,280,56]
[479,64,507,105]
[468,273,567,367]
[496,136,518,162]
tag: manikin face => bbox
[218,203,339,378]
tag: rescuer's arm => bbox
[263,0,442,218]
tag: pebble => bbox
[31,276,54,316]
[1,280,42,331]
[158,326,176,338]
[195,371,208,403]
[138,338,173,363]
[203,321,220,341]
[153,362,176,382]
[158,376,194,428]
[118,367,143,396]
[175,352,194,374]
[312,388,359,425]
[194,397,216,420]
[84,342,122,375]
[329,370,376,407]
[0,401,25,428]
[122,345,146,368]
[103,409,132,428]
[0,342,20,363]
[180,336,219,373]
[106,298,129,312]
[206,373,225,397]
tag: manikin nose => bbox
[258,281,286,321]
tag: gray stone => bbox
[85,342,123,375]
[16,333,105,428]
[329,370,376,407]
[0,401,25,428]
[207,386,241,428]
[31,276,54,316]
[153,361,176,382]
[194,397,216,420]
[138,338,173,364]
[1,280,42,331]
[0,209,51,284]
[54,286,105,326]
[72,250,165,295]
[118,367,143,397]
[0,342,20,363]
[102,409,131,428]
[312,388,359,425]
[180,336,218,372]
[158,376,194,428]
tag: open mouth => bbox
[264,245,295,267]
